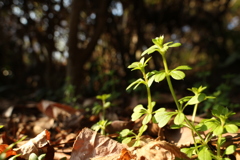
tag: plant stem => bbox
[161,54,181,111]
[142,70,153,113]
[102,99,105,120]
[216,134,222,158]
[184,116,205,142]
[192,103,199,123]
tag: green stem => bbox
[184,116,205,142]
[102,99,105,120]
[192,103,199,123]
[216,134,222,158]
[142,70,153,113]
[161,54,181,110]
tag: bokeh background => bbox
[1,0,240,108]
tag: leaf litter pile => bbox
[1,98,240,160]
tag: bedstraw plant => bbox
[91,94,112,135]
[120,35,240,160]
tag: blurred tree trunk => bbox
[67,0,112,95]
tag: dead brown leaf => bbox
[134,140,190,160]
[14,129,52,159]
[37,100,84,129]
[70,128,124,160]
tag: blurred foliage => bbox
[0,0,240,101]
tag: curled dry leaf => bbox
[135,140,190,160]
[70,128,124,160]
[37,100,77,120]
[14,129,51,159]
[37,100,84,128]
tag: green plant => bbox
[62,77,81,108]
[91,94,112,135]
[121,35,240,159]
[119,57,158,146]
[203,74,240,113]
[28,153,46,160]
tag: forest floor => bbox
[1,91,240,160]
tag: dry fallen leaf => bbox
[134,140,190,160]
[37,100,84,129]
[14,129,52,159]
[70,128,124,160]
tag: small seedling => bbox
[91,94,112,135]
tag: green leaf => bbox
[8,154,22,160]
[213,125,224,135]
[126,78,144,90]
[91,123,101,132]
[141,45,159,56]
[174,112,185,125]
[154,71,166,82]
[133,104,146,112]
[224,145,236,155]
[154,107,166,113]
[204,119,219,131]
[139,124,148,135]
[168,42,181,48]
[144,57,152,65]
[181,147,195,157]
[133,140,141,147]
[104,102,111,108]
[131,112,144,121]
[142,114,152,125]
[189,93,206,105]
[198,147,212,160]
[122,137,132,144]
[225,124,238,133]
[154,111,174,128]
[38,154,46,160]
[120,129,131,137]
[29,153,38,160]
[174,65,192,70]
[153,36,164,46]
[148,76,155,87]
[170,70,185,80]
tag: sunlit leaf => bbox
[204,119,219,131]
[142,114,152,125]
[174,65,192,70]
[133,104,145,112]
[131,112,144,121]
[213,125,224,135]
[168,42,181,48]
[103,102,111,108]
[139,124,148,135]
[170,70,185,80]
[174,112,185,125]
[154,71,166,82]
[120,129,131,137]
[198,147,212,160]
[133,140,141,147]
[141,45,159,56]
[154,111,174,128]
[126,78,144,90]
[148,75,155,87]
[225,124,238,133]
[122,137,132,144]
[154,107,166,113]
[224,145,236,155]
[187,93,206,105]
